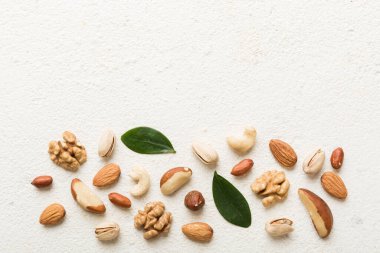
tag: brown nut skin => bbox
[321,172,348,199]
[231,159,254,176]
[93,163,121,187]
[298,188,333,238]
[71,178,106,214]
[269,139,297,167]
[108,192,132,208]
[39,203,66,225]
[330,147,344,169]
[31,176,53,188]
[184,191,205,211]
[182,222,213,242]
[160,167,192,195]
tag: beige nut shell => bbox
[192,141,218,164]
[265,218,294,237]
[303,149,325,175]
[98,129,116,157]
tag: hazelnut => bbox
[184,191,205,211]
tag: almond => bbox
[39,203,65,225]
[160,167,192,195]
[321,172,347,199]
[330,147,344,169]
[231,159,254,176]
[71,178,106,214]
[182,222,213,242]
[269,139,297,167]
[93,163,121,187]
[31,175,53,188]
[298,188,333,238]
[108,192,132,208]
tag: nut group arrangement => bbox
[34,126,347,243]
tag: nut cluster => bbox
[251,170,290,207]
[48,131,87,171]
[134,201,172,240]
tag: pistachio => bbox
[192,141,218,164]
[98,129,116,158]
[265,218,294,237]
[302,149,325,175]
[95,222,120,241]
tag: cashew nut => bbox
[227,126,256,153]
[129,166,150,197]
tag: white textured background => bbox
[1,1,380,252]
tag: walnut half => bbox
[48,131,87,171]
[251,170,290,207]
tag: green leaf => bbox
[212,171,251,228]
[121,127,176,154]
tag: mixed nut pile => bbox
[34,127,347,242]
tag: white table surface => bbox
[1,1,380,252]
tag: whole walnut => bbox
[48,131,87,171]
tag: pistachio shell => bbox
[303,149,325,175]
[192,141,218,164]
[98,129,116,157]
[95,222,120,241]
[265,218,294,237]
